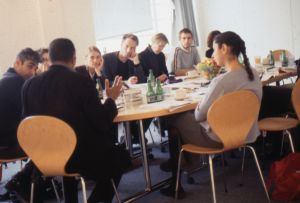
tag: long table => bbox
[113,77,208,202]
[260,66,297,86]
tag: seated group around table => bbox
[0,29,296,202]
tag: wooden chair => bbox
[175,90,270,203]
[17,116,120,203]
[258,78,300,155]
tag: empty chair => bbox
[175,90,270,203]
[258,77,300,156]
[17,115,120,203]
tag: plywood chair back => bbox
[292,78,300,120]
[207,90,260,150]
[17,116,76,177]
[272,49,294,61]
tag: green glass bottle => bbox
[280,50,288,67]
[96,78,103,100]
[269,50,274,66]
[146,79,156,103]
[148,69,156,88]
[155,78,164,102]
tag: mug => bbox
[175,88,187,100]
[186,70,199,77]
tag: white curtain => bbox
[171,0,199,46]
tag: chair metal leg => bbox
[240,147,246,186]
[30,182,35,203]
[148,126,155,144]
[280,131,286,156]
[0,163,2,181]
[125,122,133,157]
[175,149,184,199]
[208,155,217,203]
[79,177,88,203]
[285,130,295,152]
[221,153,228,193]
[111,179,121,203]
[51,178,61,202]
[245,146,270,203]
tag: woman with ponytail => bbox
[160,31,262,198]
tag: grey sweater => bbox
[167,46,200,73]
[194,68,262,143]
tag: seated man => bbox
[102,33,146,84]
[139,33,169,82]
[0,48,39,201]
[22,38,131,203]
[167,28,200,76]
[0,48,39,159]
[103,34,150,145]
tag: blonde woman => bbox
[139,33,169,82]
[75,46,105,88]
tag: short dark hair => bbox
[122,33,139,46]
[16,48,40,65]
[49,38,75,63]
[36,48,49,62]
[179,28,193,38]
[207,30,221,48]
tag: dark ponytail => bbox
[214,31,254,81]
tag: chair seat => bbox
[259,117,298,131]
[182,144,224,155]
[43,172,80,177]
[0,156,27,163]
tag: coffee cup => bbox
[175,88,187,100]
[186,70,198,77]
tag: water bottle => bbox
[146,79,156,103]
[96,78,103,100]
[155,79,164,102]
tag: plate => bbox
[175,96,189,101]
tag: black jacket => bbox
[102,51,146,83]
[139,45,169,78]
[0,68,24,147]
[22,65,129,177]
[75,65,106,88]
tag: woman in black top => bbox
[139,33,169,82]
[75,46,105,88]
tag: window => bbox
[94,0,174,54]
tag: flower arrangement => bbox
[196,58,220,80]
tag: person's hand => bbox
[105,76,123,100]
[128,76,138,84]
[129,52,140,65]
[157,74,168,82]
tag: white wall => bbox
[193,0,300,63]
[0,0,44,73]
[0,0,96,74]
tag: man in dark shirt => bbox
[139,33,169,82]
[22,38,131,203]
[103,33,146,84]
[0,48,39,158]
